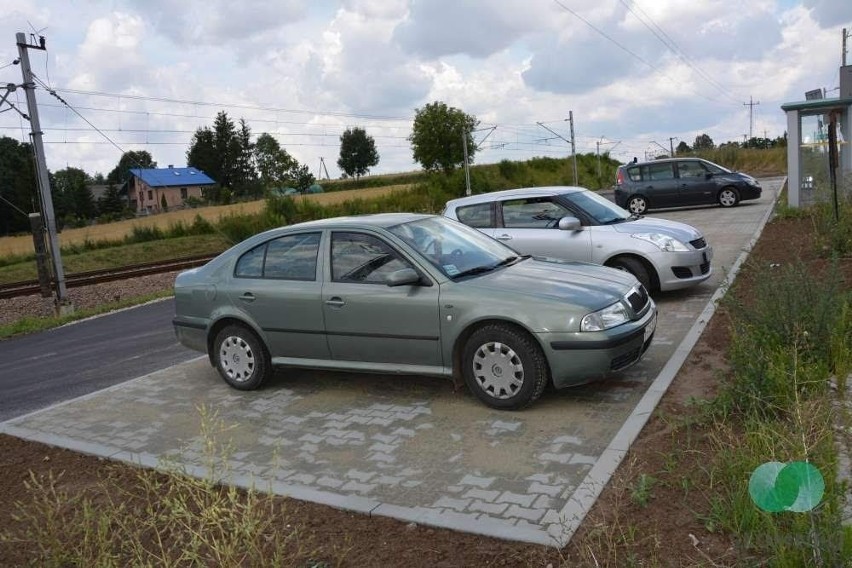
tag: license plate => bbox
[644,312,657,343]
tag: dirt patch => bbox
[0,214,844,566]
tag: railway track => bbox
[0,254,218,300]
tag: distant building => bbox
[126,166,216,214]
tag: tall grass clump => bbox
[1,406,345,566]
[721,260,849,419]
[811,177,852,256]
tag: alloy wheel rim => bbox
[472,341,524,399]
[720,190,736,206]
[629,198,645,214]
[219,335,255,382]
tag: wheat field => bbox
[0,185,410,258]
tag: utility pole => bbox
[843,27,848,66]
[743,96,760,142]
[668,136,678,156]
[537,113,578,186]
[569,111,578,186]
[462,128,471,196]
[16,32,72,314]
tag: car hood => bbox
[461,258,637,309]
[612,217,703,242]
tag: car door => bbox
[322,230,442,367]
[642,162,679,207]
[493,196,592,262]
[675,160,716,205]
[227,231,330,359]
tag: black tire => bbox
[718,187,740,207]
[626,195,648,215]
[213,324,270,390]
[461,324,549,410]
[608,256,653,292]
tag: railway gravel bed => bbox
[0,271,178,328]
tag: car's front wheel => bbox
[213,324,270,390]
[718,187,740,207]
[627,195,648,215]
[608,256,652,292]
[462,324,549,410]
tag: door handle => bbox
[239,293,256,303]
[496,234,512,240]
[325,297,345,307]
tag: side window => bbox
[626,166,641,182]
[677,161,706,178]
[235,244,265,278]
[647,162,675,181]
[331,232,413,284]
[501,197,571,229]
[263,232,321,280]
[456,203,493,228]
[234,232,320,280]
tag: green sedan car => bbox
[173,213,657,410]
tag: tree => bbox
[693,134,715,151]
[52,167,95,223]
[233,118,260,198]
[0,136,37,236]
[676,141,691,155]
[291,164,315,192]
[97,184,126,218]
[337,127,379,180]
[409,101,478,174]
[255,133,296,188]
[106,150,156,185]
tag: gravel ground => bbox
[0,271,180,328]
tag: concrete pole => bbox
[462,129,471,196]
[569,111,578,186]
[17,32,71,311]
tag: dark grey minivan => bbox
[614,158,762,215]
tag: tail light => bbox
[616,168,625,186]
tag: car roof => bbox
[445,186,588,207]
[620,158,712,168]
[284,212,435,230]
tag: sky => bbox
[0,0,849,181]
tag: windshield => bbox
[388,216,520,279]
[560,190,632,225]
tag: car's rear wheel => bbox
[608,256,652,292]
[627,195,648,215]
[718,187,740,207]
[213,324,270,390]
[462,324,549,410]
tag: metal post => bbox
[29,212,51,298]
[16,32,72,313]
[569,111,578,186]
[462,129,471,196]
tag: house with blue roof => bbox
[127,166,217,214]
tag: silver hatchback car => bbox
[173,213,656,410]
[443,187,713,292]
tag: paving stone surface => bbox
[1,178,784,546]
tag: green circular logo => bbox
[748,461,824,513]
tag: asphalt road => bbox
[0,299,197,422]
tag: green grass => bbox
[0,234,231,284]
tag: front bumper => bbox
[649,247,713,291]
[540,305,656,389]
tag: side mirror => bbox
[386,268,422,287]
[557,216,582,231]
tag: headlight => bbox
[631,232,689,252]
[581,301,630,331]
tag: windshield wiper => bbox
[453,256,527,279]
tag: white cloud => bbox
[0,1,848,178]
